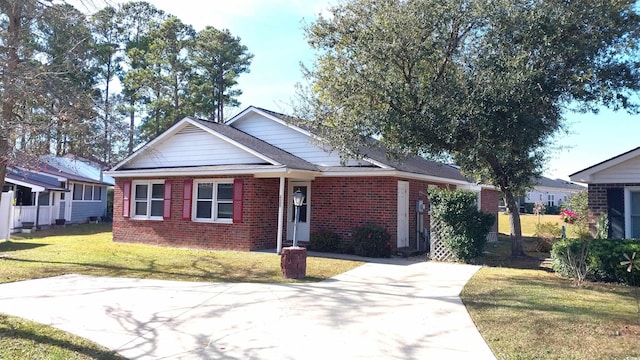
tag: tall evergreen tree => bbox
[191,27,253,122]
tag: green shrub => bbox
[588,239,640,285]
[535,222,562,252]
[551,238,640,286]
[336,240,355,255]
[523,202,535,214]
[308,229,341,253]
[551,238,590,284]
[352,224,392,258]
[429,188,495,262]
[546,205,561,215]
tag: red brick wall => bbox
[309,177,455,249]
[586,183,640,235]
[481,188,500,232]
[310,177,398,241]
[113,176,279,251]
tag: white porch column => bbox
[276,176,285,254]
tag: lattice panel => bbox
[429,217,458,262]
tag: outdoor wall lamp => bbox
[292,189,305,248]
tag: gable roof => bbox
[191,118,318,171]
[569,146,640,183]
[110,106,489,186]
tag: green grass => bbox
[498,212,583,237]
[0,224,363,284]
[0,314,126,360]
[0,224,364,359]
[463,236,640,359]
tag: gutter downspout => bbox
[276,176,285,254]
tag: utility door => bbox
[397,181,410,248]
[287,181,310,242]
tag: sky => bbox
[81,0,639,182]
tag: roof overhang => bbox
[569,146,640,183]
[105,165,320,179]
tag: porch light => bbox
[292,189,305,248]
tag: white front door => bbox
[287,181,310,242]
[52,192,61,220]
[397,181,410,248]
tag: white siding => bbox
[232,113,367,166]
[591,156,640,183]
[125,124,265,169]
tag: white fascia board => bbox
[318,169,472,185]
[106,165,291,178]
[186,118,281,165]
[5,178,45,192]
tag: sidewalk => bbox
[0,260,495,359]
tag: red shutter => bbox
[163,180,172,220]
[182,179,193,220]
[232,178,243,223]
[122,181,131,218]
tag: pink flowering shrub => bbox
[559,209,578,224]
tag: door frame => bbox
[287,181,311,242]
[397,180,410,248]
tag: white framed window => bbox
[132,181,164,220]
[624,187,640,238]
[72,184,103,201]
[547,194,555,207]
[193,179,234,223]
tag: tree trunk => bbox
[128,100,135,155]
[504,190,526,257]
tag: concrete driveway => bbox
[0,259,495,359]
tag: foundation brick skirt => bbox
[280,247,307,279]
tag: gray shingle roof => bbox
[536,176,585,190]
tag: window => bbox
[547,194,555,207]
[193,180,234,222]
[630,192,640,238]
[132,181,164,219]
[72,184,103,201]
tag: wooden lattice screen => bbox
[429,217,458,262]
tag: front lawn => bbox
[498,212,582,238]
[0,224,363,284]
[462,236,640,359]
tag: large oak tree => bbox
[302,0,640,256]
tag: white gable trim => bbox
[111,117,281,171]
[570,146,640,183]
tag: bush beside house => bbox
[551,238,640,285]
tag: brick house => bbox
[570,146,640,238]
[107,106,499,252]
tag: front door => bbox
[397,181,410,248]
[287,181,310,242]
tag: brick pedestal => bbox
[281,247,307,279]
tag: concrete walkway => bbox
[0,260,495,359]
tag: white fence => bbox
[0,192,12,240]
[12,206,53,229]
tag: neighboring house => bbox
[106,106,499,252]
[1,155,114,232]
[570,146,640,238]
[519,176,585,210]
